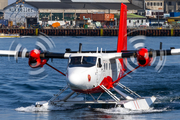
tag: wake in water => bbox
[16,103,168,114]
[15,102,76,112]
[16,105,167,114]
[16,105,50,112]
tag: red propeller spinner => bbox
[28,49,47,68]
[137,48,152,67]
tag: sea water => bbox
[0,36,180,120]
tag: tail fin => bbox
[117,3,127,72]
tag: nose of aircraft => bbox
[67,67,96,91]
[67,69,87,90]
[68,73,81,88]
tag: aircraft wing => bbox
[0,50,17,57]
[0,49,180,59]
[0,50,70,59]
[106,48,180,59]
[122,49,180,58]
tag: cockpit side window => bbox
[82,56,97,65]
[69,57,81,65]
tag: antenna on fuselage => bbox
[101,48,102,53]
[79,43,82,53]
[96,47,98,53]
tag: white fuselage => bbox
[66,53,123,94]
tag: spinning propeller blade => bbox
[122,35,146,73]
[122,35,166,74]
[129,36,145,50]
[35,32,55,51]
[29,32,55,81]
[8,32,56,81]
[9,41,28,61]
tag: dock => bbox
[0,28,180,36]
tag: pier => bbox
[0,28,180,36]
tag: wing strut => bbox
[46,63,66,76]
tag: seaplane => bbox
[0,3,180,111]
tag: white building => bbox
[0,0,8,10]
[126,13,147,27]
[3,1,38,25]
[3,0,142,26]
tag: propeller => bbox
[129,35,145,50]
[122,35,166,74]
[9,32,56,81]
[35,32,55,51]
[9,41,28,61]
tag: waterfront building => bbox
[133,0,180,14]
[132,0,164,18]
[164,0,180,13]
[145,0,164,11]
[3,1,38,26]
[126,13,147,27]
[3,0,142,26]
[0,0,8,11]
[0,0,8,19]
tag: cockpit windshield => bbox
[69,56,97,67]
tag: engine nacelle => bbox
[137,48,152,67]
[28,49,47,68]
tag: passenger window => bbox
[98,58,102,68]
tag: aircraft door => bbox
[96,58,102,83]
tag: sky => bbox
[8,0,16,5]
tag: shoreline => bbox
[0,28,179,36]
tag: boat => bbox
[0,33,20,38]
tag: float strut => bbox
[62,91,75,102]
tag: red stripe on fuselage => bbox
[136,101,140,109]
[133,101,137,109]
[72,76,114,94]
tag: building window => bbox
[64,13,75,20]
[169,2,172,5]
[52,13,63,21]
[141,19,143,23]
[147,2,149,6]
[161,2,162,6]
[151,2,153,6]
[157,3,159,6]
[154,2,156,6]
[178,2,180,5]
[39,13,51,21]
[137,20,139,23]
[129,20,131,23]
